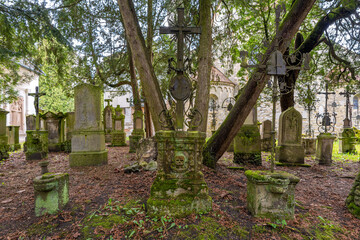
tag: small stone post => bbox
[316,133,336,165]
[0,109,10,160]
[129,110,145,153]
[69,84,108,167]
[111,105,126,146]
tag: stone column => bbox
[110,105,126,146]
[316,133,336,166]
[338,128,357,154]
[276,107,305,165]
[69,84,108,167]
[0,109,10,160]
[129,110,145,153]
[6,126,21,151]
[147,131,212,217]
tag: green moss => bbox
[245,170,300,183]
[69,150,108,167]
[275,162,311,168]
[82,214,127,239]
[227,166,245,170]
[27,222,58,236]
[347,202,360,218]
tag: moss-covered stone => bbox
[110,105,126,146]
[234,124,262,165]
[25,130,48,160]
[147,130,212,217]
[69,151,108,167]
[346,171,360,218]
[245,170,300,220]
[6,126,21,151]
[129,133,144,153]
[0,109,10,159]
[339,128,357,154]
[33,172,69,216]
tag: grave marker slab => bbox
[129,110,145,153]
[262,120,272,151]
[111,105,126,146]
[0,109,10,159]
[6,126,20,151]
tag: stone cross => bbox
[28,86,46,130]
[160,8,201,130]
[105,99,112,106]
[340,86,355,128]
[318,83,335,130]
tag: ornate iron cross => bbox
[28,86,46,130]
[316,83,336,133]
[160,8,201,130]
[105,99,112,106]
[340,86,355,128]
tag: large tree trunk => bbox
[191,0,212,132]
[203,0,317,168]
[117,0,171,131]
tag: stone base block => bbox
[10,144,21,151]
[111,131,126,147]
[316,133,336,166]
[245,170,300,220]
[302,138,316,155]
[234,153,261,165]
[276,144,304,165]
[48,143,62,152]
[261,139,272,152]
[26,130,48,161]
[339,128,357,154]
[129,134,143,153]
[147,174,212,218]
[69,150,108,167]
[33,173,69,216]
[105,133,112,143]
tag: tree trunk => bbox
[203,0,316,168]
[117,0,171,131]
[191,0,212,132]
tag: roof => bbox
[210,66,236,87]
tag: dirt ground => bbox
[1,145,360,239]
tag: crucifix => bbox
[317,83,335,132]
[340,86,355,128]
[160,8,201,130]
[105,99,112,107]
[28,86,46,131]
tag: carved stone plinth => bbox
[316,133,336,166]
[338,128,357,154]
[25,130,48,160]
[147,131,212,217]
[234,124,262,165]
[245,170,300,220]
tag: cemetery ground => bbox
[1,143,360,239]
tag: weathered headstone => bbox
[276,107,305,165]
[0,109,10,159]
[129,110,145,153]
[103,99,114,143]
[63,112,75,152]
[33,161,69,216]
[315,133,336,166]
[338,128,357,154]
[41,112,64,152]
[346,170,360,219]
[261,120,272,151]
[6,126,20,151]
[111,105,126,146]
[234,107,262,165]
[245,170,300,219]
[302,137,316,155]
[69,84,108,167]
[26,115,36,130]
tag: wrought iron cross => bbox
[160,8,201,130]
[317,83,336,133]
[28,86,46,130]
[340,86,355,128]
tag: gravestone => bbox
[41,112,64,152]
[33,161,69,216]
[315,133,336,166]
[63,112,75,152]
[261,120,272,151]
[0,109,10,159]
[302,137,316,155]
[234,107,262,165]
[129,110,145,153]
[103,99,114,143]
[69,84,108,167]
[111,105,126,146]
[26,115,36,130]
[6,126,20,151]
[338,128,357,154]
[276,107,305,165]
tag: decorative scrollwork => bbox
[184,108,202,129]
[316,112,337,133]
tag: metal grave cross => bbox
[28,86,46,130]
[160,8,201,130]
[340,86,356,128]
[317,83,335,131]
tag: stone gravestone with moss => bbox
[245,170,300,220]
[63,112,75,152]
[26,115,36,130]
[129,110,145,153]
[234,107,262,165]
[33,161,69,216]
[69,84,108,167]
[103,99,114,143]
[276,107,305,165]
[147,131,212,217]
[315,133,336,166]
[346,170,360,219]
[261,120,272,151]
[41,112,65,152]
[110,105,126,146]
[0,109,10,160]
[6,126,20,151]
[338,128,357,154]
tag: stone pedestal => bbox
[245,170,300,220]
[41,112,64,152]
[0,109,10,160]
[302,137,316,155]
[110,105,126,147]
[316,133,336,166]
[346,171,360,218]
[147,131,212,217]
[25,130,48,160]
[69,84,108,167]
[234,124,261,165]
[338,128,357,154]
[33,172,69,216]
[129,110,145,153]
[276,107,305,165]
[6,126,21,151]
